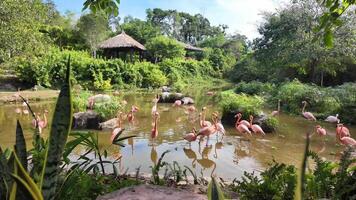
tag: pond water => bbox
[0,90,355,181]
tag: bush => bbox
[133,62,167,88]
[219,90,264,119]
[232,161,297,200]
[146,36,186,62]
[235,81,275,96]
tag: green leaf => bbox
[13,152,43,200]
[207,177,225,200]
[324,29,334,47]
[40,56,73,199]
[15,120,27,170]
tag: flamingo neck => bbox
[43,113,47,126]
[277,101,280,112]
[302,102,306,113]
[235,116,241,128]
[249,117,253,128]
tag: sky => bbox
[53,0,287,40]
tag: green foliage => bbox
[146,36,186,62]
[232,161,297,200]
[219,90,264,118]
[234,81,275,96]
[133,62,167,88]
[57,169,139,200]
[72,90,92,112]
[121,16,161,44]
[83,0,120,17]
[151,150,170,185]
[93,72,112,91]
[93,100,123,120]
[207,177,225,200]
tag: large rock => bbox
[221,111,275,133]
[158,92,183,103]
[89,94,111,103]
[161,86,171,92]
[97,184,207,200]
[73,111,103,130]
[99,118,118,131]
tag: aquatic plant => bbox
[219,90,264,119]
[151,150,170,185]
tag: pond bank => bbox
[0,89,59,104]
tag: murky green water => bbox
[0,90,355,180]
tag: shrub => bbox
[133,62,167,88]
[219,90,264,118]
[146,36,186,61]
[232,161,297,200]
[235,81,275,96]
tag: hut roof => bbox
[99,32,146,50]
[178,42,203,52]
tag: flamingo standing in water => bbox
[151,112,159,139]
[212,112,225,136]
[324,114,340,123]
[301,101,316,121]
[249,115,265,135]
[271,100,281,117]
[315,125,326,136]
[197,114,218,145]
[236,113,250,127]
[110,112,124,143]
[339,136,356,147]
[235,114,251,136]
[199,107,212,128]
[127,105,139,123]
[183,128,198,147]
[151,94,159,116]
[34,110,48,134]
[336,124,350,141]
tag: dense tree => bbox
[146,8,227,44]
[121,16,161,44]
[251,0,356,85]
[146,36,185,62]
[0,0,49,62]
[77,12,112,55]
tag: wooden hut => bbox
[99,31,146,61]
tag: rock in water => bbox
[99,118,118,131]
[73,111,103,129]
[181,97,194,104]
[158,92,183,103]
[91,94,111,103]
[96,185,207,200]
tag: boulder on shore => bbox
[73,110,103,130]
[221,110,275,133]
[99,118,118,131]
[96,184,207,200]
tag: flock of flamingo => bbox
[106,94,355,148]
[13,92,355,148]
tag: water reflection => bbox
[1,90,355,180]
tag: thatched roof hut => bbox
[99,31,145,60]
[178,42,203,52]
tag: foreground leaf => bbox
[15,120,27,170]
[207,177,225,200]
[40,56,73,199]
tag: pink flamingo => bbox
[151,112,159,139]
[111,112,124,143]
[197,115,218,145]
[212,112,225,136]
[271,100,281,117]
[199,107,212,128]
[235,114,251,136]
[249,115,265,135]
[324,114,339,123]
[301,101,316,121]
[236,113,250,127]
[151,94,159,116]
[172,100,182,107]
[183,128,198,145]
[336,124,350,142]
[339,136,356,147]
[315,125,326,136]
[127,105,139,123]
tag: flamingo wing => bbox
[252,124,265,135]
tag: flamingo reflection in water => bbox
[183,147,197,168]
[233,139,251,164]
[150,145,158,165]
[197,145,216,177]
